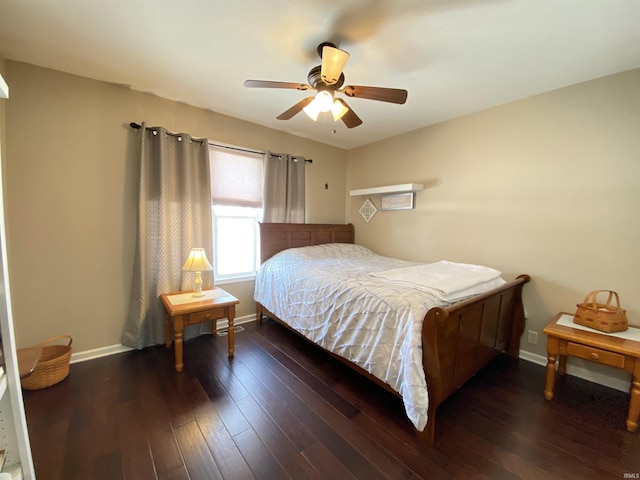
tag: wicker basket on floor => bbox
[21,335,73,390]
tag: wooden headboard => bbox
[259,223,355,263]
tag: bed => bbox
[254,222,530,446]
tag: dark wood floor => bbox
[23,318,640,480]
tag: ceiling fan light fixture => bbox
[304,90,335,120]
[303,102,320,121]
[331,100,349,121]
[320,46,349,85]
[315,90,334,112]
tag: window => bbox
[212,205,261,281]
[209,145,263,283]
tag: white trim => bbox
[215,313,256,330]
[519,349,630,393]
[70,344,134,364]
[69,314,257,364]
[216,275,256,286]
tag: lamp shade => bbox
[321,45,350,85]
[181,248,213,272]
[303,99,321,121]
[331,99,349,121]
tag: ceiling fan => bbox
[244,42,408,128]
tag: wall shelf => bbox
[349,183,424,196]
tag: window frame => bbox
[209,144,264,285]
[211,203,262,285]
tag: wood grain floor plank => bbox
[186,362,252,438]
[174,420,224,480]
[137,354,186,476]
[301,441,359,480]
[192,394,255,480]
[235,394,323,479]
[287,400,403,480]
[93,451,125,480]
[190,338,251,403]
[157,464,191,480]
[237,336,414,479]
[233,428,283,480]
[244,333,361,418]
[148,349,197,429]
[230,361,318,451]
[116,398,157,480]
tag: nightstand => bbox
[160,287,239,372]
[543,312,640,433]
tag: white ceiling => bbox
[1,0,639,150]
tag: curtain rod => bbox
[129,122,312,163]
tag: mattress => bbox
[253,243,505,431]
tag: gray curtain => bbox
[123,124,213,349]
[262,151,306,223]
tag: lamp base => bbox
[192,271,204,297]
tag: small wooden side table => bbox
[543,312,640,433]
[160,287,239,372]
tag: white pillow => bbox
[270,243,375,262]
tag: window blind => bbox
[209,145,263,207]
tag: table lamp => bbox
[181,248,213,297]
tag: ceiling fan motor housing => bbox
[307,65,344,91]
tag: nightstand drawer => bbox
[566,342,625,368]
[188,309,225,324]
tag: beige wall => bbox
[347,68,640,367]
[3,61,347,351]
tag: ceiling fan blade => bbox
[277,97,315,120]
[336,99,363,128]
[342,85,408,104]
[244,80,311,90]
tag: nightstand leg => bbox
[227,306,235,357]
[174,316,184,373]
[558,354,567,375]
[627,363,640,433]
[544,337,559,401]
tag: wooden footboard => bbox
[257,223,530,446]
[418,274,530,445]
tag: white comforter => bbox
[253,243,505,431]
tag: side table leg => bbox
[544,337,559,401]
[174,316,184,373]
[627,363,640,433]
[227,306,235,357]
[558,354,567,375]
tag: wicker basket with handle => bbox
[21,334,73,390]
[574,290,628,333]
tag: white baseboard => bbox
[519,349,630,393]
[70,344,135,364]
[70,313,256,364]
